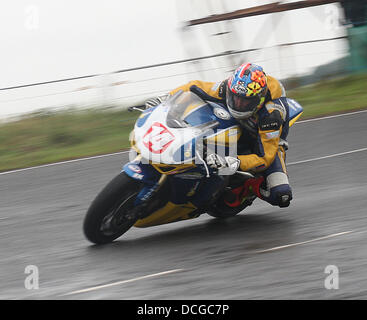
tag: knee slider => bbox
[270,185,292,207]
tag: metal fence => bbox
[0,35,349,120]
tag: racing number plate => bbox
[143,122,175,154]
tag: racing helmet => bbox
[226,63,268,120]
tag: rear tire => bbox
[83,172,141,244]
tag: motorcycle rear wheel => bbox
[83,172,141,244]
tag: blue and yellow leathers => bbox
[170,76,293,207]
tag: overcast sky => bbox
[0,0,183,87]
[0,0,348,118]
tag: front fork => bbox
[134,174,168,206]
[123,160,168,220]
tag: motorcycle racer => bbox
[146,63,293,208]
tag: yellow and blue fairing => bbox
[124,92,243,227]
[123,91,303,228]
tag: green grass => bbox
[289,72,367,118]
[0,108,139,172]
[1,72,367,172]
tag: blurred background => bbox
[1,0,367,171]
[2,1,367,301]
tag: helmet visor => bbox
[226,90,260,116]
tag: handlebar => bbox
[128,105,146,112]
[199,151,255,179]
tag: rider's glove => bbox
[206,154,240,175]
[145,94,169,109]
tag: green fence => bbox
[341,0,367,71]
[348,25,367,72]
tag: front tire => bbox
[83,172,141,244]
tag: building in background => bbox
[340,0,367,71]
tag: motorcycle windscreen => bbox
[165,91,217,128]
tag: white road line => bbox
[2,146,367,176]
[1,109,367,176]
[296,109,367,124]
[61,269,185,296]
[0,150,130,176]
[287,147,367,166]
[253,231,355,254]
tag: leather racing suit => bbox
[168,76,293,208]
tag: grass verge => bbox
[1,72,367,172]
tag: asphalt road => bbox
[1,110,367,300]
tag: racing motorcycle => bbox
[83,90,303,244]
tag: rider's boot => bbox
[251,178,293,208]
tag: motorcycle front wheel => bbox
[83,172,141,245]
